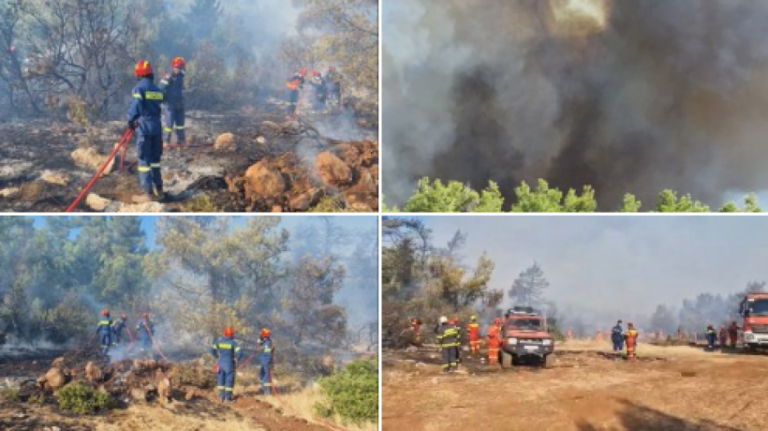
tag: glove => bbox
[127,120,137,130]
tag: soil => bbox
[382,341,768,430]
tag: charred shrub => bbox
[170,363,215,389]
[57,382,116,414]
[314,359,377,425]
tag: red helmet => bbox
[172,57,186,69]
[261,328,271,338]
[134,60,153,77]
[101,309,109,317]
[223,326,235,338]
[328,66,335,72]
[299,68,307,77]
[312,70,320,76]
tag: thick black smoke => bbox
[383,0,768,208]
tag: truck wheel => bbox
[544,354,553,369]
[501,351,514,369]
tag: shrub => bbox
[314,359,377,425]
[57,382,116,414]
[28,393,46,405]
[0,387,20,402]
[170,362,216,389]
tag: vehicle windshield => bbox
[747,299,768,317]
[506,318,542,331]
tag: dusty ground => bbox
[0,103,378,213]
[382,340,768,431]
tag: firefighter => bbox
[611,320,624,353]
[410,317,423,347]
[112,313,128,346]
[728,321,739,348]
[159,57,186,149]
[309,70,328,111]
[285,69,306,118]
[326,66,342,109]
[136,312,155,359]
[96,309,113,356]
[718,325,728,348]
[211,326,243,402]
[258,328,274,395]
[467,315,480,355]
[128,60,166,203]
[705,324,717,351]
[624,323,638,361]
[486,317,502,365]
[451,317,462,367]
[436,316,459,373]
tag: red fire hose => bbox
[65,129,134,212]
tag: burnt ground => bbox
[0,343,347,431]
[383,341,768,431]
[0,103,378,213]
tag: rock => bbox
[40,170,69,187]
[315,152,352,187]
[117,202,166,213]
[405,346,418,353]
[0,187,20,198]
[357,170,377,195]
[71,147,115,176]
[255,136,267,146]
[85,362,102,384]
[86,193,112,212]
[214,133,237,151]
[243,160,286,200]
[130,387,148,402]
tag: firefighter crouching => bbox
[437,316,460,373]
[211,326,243,402]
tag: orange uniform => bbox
[625,326,638,361]
[467,321,480,355]
[486,319,502,365]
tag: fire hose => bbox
[65,129,134,212]
[142,322,170,362]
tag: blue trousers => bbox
[260,357,272,395]
[136,134,163,194]
[612,339,623,352]
[100,333,112,355]
[163,104,185,144]
[217,365,236,400]
[286,90,299,115]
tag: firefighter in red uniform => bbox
[728,321,739,348]
[410,317,423,347]
[467,315,480,355]
[486,318,502,365]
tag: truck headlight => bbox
[542,339,552,346]
[745,333,756,341]
[507,338,518,345]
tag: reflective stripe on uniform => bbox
[263,347,272,353]
[234,346,241,352]
[224,387,233,392]
[218,343,232,349]
[145,91,163,101]
[216,386,225,390]
[163,127,173,132]
[138,166,151,173]
[174,126,185,130]
[150,163,161,168]
[100,320,110,325]
[133,93,143,99]
[160,80,169,85]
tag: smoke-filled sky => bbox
[414,215,768,315]
[383,0,768,209]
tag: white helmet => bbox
[439,316,448,324]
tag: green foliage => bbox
[27,393,45,405]
[57,382,116,414]
[314,359,378,425]
[381,195,399,213]
[181,194,219,213]
[510,179,596,212]
[620,194,642,212]
[403,178,504,212]
[719,193,762,213]
[509,263,549,308]
[655,190,710,212]
[0,387,20,402]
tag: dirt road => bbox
[382,341,768,431]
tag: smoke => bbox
[383,0,768,208]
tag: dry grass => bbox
[559,339,744,360]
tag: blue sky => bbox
[394,216,768,314]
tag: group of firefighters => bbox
[284,66,343,118]
[706,321,741,351]
[96,311,275,403]
[125,57,342,204]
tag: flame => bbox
[552,0,609,35]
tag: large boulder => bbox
[40,170,69,187]
[86,193,112,212]
[315,151,352,187]
[71,147,115,176]
[243,160,286,200]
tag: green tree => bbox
[185,0,222,41]
[403,178,504,212]
[620,194,642,212]
[655,190,710,212]
[510,179,596,212]
[719,193,762,213]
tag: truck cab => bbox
[500,306,555,368]
[740,293,768,351]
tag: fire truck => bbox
[500,306,555,368]
[739,293,768,351]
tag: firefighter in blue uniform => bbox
[705,324,717,351]
[128,60,165,203]
[96,309,113,356]
[112,313,128,346]
[285,69,306,118]
[159,57,186,149]
[136,312,155,359]
[211,326,243,402]
[611,320,624,353]
[258,328,275,395]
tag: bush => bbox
[0,387,20,402]
[314,359,377,425]
[28,393,45,405]
[170,362,216,389]
[57,382,116,414]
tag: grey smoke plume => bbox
[383,0,768,208]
